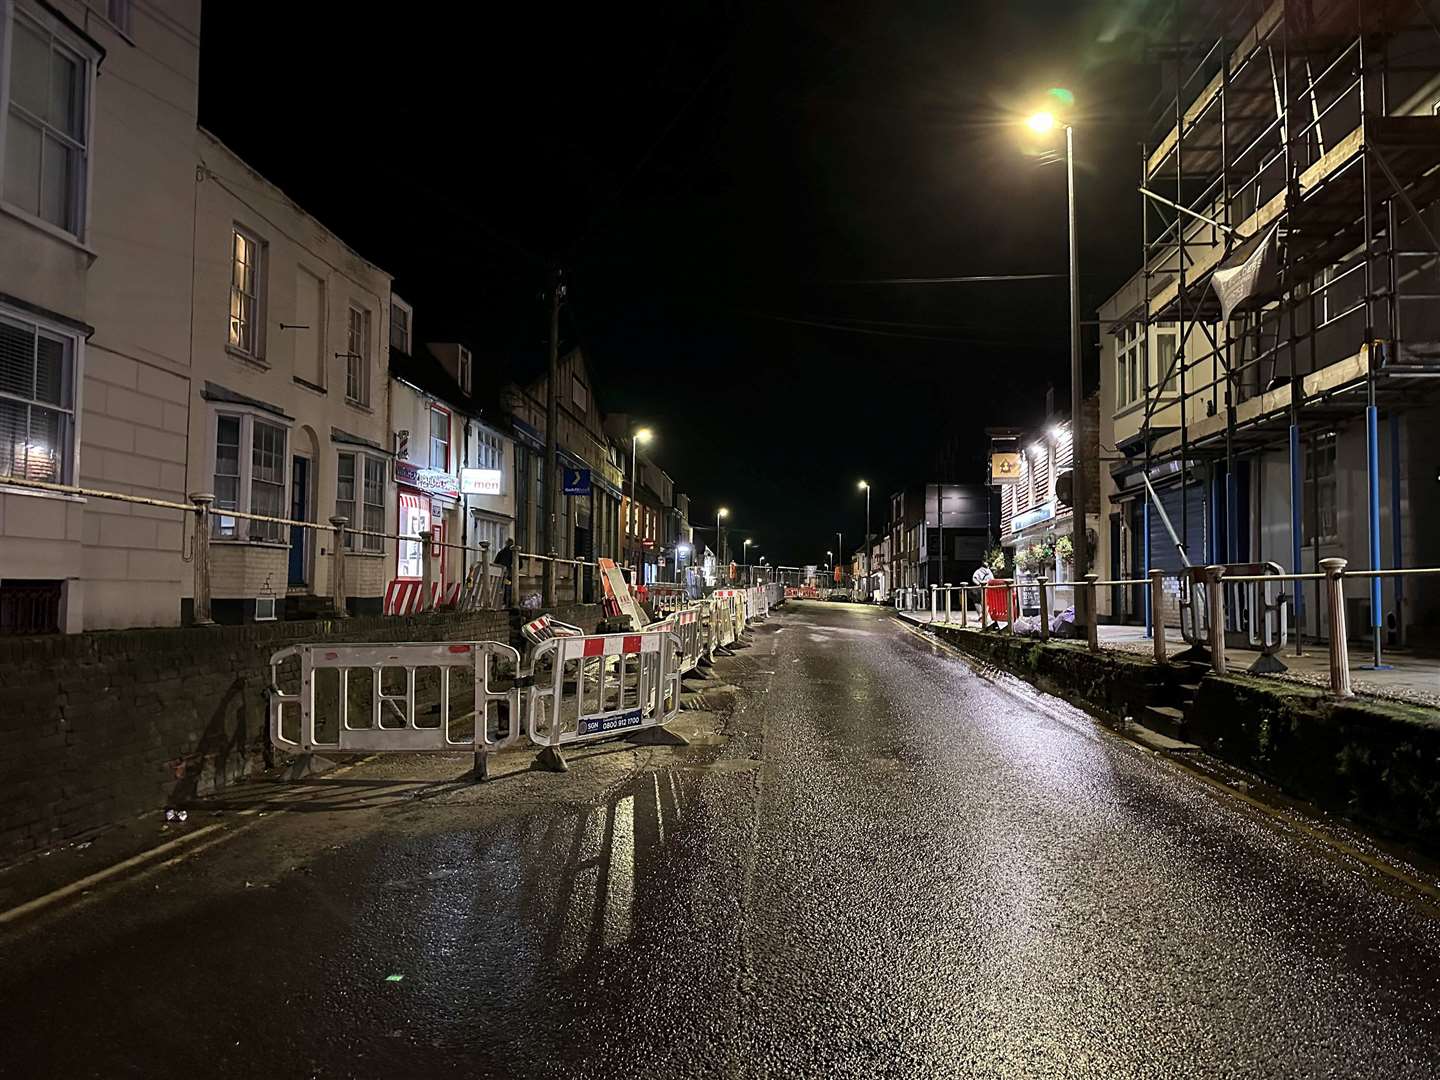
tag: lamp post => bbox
[858,480,871,602]
[716,506,729,572]
[1026,106,1087,628]
[629,426,653,584]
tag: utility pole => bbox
[542,268,562,606]
[1066,123,1088,627]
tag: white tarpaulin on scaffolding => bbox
[1211,224,1280,322]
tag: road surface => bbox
[3,601,1440,1078]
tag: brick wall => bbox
[0,603,603,862]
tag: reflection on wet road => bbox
[4,602,1440,1078]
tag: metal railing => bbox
[0,475,639,623]
[902,560,1440,700]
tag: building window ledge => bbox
[0,483,85,504]
[0,202,98,260]
[226,345,268,369]
[345,398,374,415]
[292,375,326,395]
[212,539,290,550]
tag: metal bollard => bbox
[944,583,952,624]
[1320,557,1353,698]
[189,493,214,626]
[1037,577,1049,641]
[1205,565,1226,674]
[575,558,584,604]
[419,530,434,611]
[330,515,350,618]
[930,585,938,623]
[1008,584,1018,635]
[1084,574,1099,652]
[959,586,968,628]
[1149,569,1167,664]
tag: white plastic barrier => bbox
[527,630,681,748]
[268,640,521,755]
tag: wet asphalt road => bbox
[5,601,1440,1078]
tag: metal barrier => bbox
[527,630,681,749]
[268,640,521,755]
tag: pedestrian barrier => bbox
[527,630,682,749]
[268,640,521,755]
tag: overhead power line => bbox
[823,273,1066,285]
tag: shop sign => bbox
[396,461,459,499]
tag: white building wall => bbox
[0,0,201,631]
[189,130,393,614]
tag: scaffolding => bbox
[1123,0,1440,654]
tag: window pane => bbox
[49,48,82,141]
[40,133,75,231]
[4,115,43,218]
[10,20,49,118]
[34,333,69,407]
[364,457,384,504]
[337,453,355,501]
[0,319,35,399]
[0,399,26,481]
[26,406,64,482]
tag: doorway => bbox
[289,456,311,588]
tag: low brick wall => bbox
[920,618,1440,854]
[0,604,603,861]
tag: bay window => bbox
[210,410,289,541]
[337,450,385,552]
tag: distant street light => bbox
[629,426,654,581]
[743,537,753,568]
[716,506,729,567]
[858,480,871,602]
[1024,93,1087,626]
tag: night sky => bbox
[198,1,1160,567]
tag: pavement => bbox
[4,601,1440,1078]
[898,605,1440,706]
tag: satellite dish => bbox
[972,565,994,585]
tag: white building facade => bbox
[0,0,200,632]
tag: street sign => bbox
[563,467,591,496]
[990,452,1021,484]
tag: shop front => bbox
[396,461,460,592]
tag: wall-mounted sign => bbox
[395,430,410,458]
[562,467,592,496]
[460,468,503,496]
[990,452,1022,485]
[1011,499,1056,533]
[396,460,459,499]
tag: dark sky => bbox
[198,0,1160,567]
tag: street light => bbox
[858,480,871,602]
[743,538,753,568]
[1025,96,1087,626]
[716,506,729,570]
[629,426,653,583]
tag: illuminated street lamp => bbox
[858,480,871,602]
[629,426,653,580]
[743,537,753,568]
[1024,92,1088,625]
[716,506,729,566]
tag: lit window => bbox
[228,227,265,356]
[211,411,288,541]
[337,451,385,552]
[2,9,91,236]
[346,305,371,405]
[0,310,76,486]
